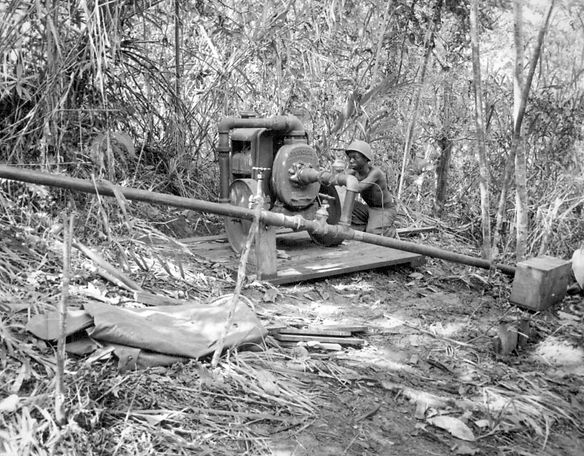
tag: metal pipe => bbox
[289,168,360,227]
[261,211,516,276]
[217,115,304,135]
[0,165,516,276]
[217,149,231,203]
[0,165,255,218]
[339,190,356,227]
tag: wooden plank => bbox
[180,233,229,244]
[272,333,365,347]
[271,241,422,285]
[274,328,353,337]
[277,341,343,351]
[181,228,293,245]
[310,325,368,333]
[189,230,424,285]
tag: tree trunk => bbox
[470,0,492,259]
[512,0,555,261]
[513,0,527,260]
[397,0,443,200]
[434,134,452,217]
[492,149,515,256]
[434,74,453,218]
[174,0,181,104]
[42,0,59,169]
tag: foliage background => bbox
[1,0,583,259]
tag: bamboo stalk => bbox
[470,0,492,261]
[396,5,437,200]
[56,212,73,425]
[210,178,264,367]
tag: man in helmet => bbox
[344,140,397,237]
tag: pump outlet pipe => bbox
[0,165,516,276]
[289,166,360,227]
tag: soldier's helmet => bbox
[345,140,373,161]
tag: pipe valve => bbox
[249,167,269,209]
[315,198,330,224]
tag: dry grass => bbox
[1,348,320,455]
[1,193,584,455]
[0,197,320,455]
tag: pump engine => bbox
[217,113,344,252]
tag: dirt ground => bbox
[244,253,584,456]
[1,220,584,456]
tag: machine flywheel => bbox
[225,178,261,253]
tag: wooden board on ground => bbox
[273,328,354,337]
[272,333,366,347]
[186,231,424,285]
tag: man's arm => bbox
[354,167,384,193]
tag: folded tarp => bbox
[26,309,94,340]
[26,299,267,365]
[83,300,266,359]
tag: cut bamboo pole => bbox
[56,212,73,425]
[211,174,264,367]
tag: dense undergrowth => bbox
[0,192,583,455]
[2,2,584,455]
[2,0,584,261]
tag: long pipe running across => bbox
[0,165,516,276]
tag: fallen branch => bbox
[380,380,476,411]
[402,321,476,348]
[110,406,301,424]
[73,240,142,292]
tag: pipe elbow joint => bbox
[217,117,236,134]
[283,114,304,133]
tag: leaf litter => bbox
[0,210,583,455]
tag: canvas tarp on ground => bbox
[26,299,266,368]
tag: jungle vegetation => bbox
[1,0,583,259]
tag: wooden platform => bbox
[185,231,425,285]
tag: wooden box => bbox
[510,256,571,311]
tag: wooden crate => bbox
[510,256,571,311]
